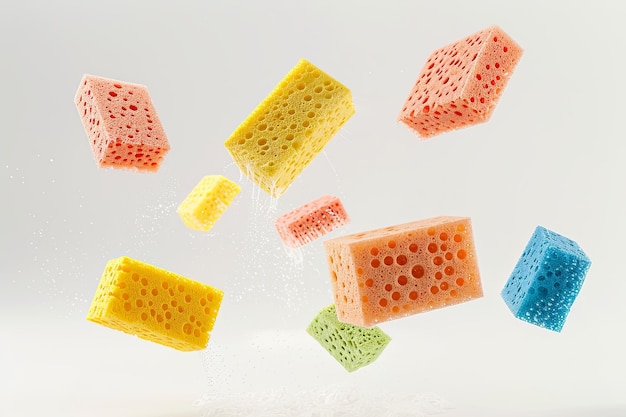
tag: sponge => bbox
[74,74,170,171]
[177,175,241,232]
[324,216,482,327]
[307,304,391,372]
[87,256,224,351]
[275,195,350,248]
[398,25,523,138]
[224,59,355,197]
[501,226,591,332]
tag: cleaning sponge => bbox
[87,256,223,351]
[224,59,355,197]
[177,175,241,232]
[74,74,170,171]
[275,195,350,248]
[501,226,591,332]
[307,304,391,372]
[398,25,523,138]
[324,216,482,327]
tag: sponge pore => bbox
[224,59,355,197]
[87,256,224,351]
[501,226,591,332]
[74,74,170,171]
[324,216,482,327]
[177,175,241,232]
[307,304,391,372]
[398,25,523,138]
[275,195,350,248]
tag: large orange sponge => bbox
[398,25,523,138]
[324,216,482,327]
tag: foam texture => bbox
[74,74,170,171]
[275,195,350,248]
[501,226,591,332]
[177,175,241,232]
[224,59,355,197]
[306,304,391,372]
[87,256,224,351]
[324,216,482,327]
[398,25,523,138]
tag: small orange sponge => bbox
[224,59,355,197]
[324,216,482,327]
[398,25,523,138]
[275,195,350,248]
[177,175,241,232]
[74,74,170,171]
[87,256,223,351]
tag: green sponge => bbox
[306,304,391,372]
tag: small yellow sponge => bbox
[224,58,355,197]
[177,175,241,232]
[87,256,224,351]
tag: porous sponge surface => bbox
[306,304,391,372]
[86,256,224,351]
[324,216,482,327]
[177,175,241,232]
[224,59,355,197]
[74,74,170,171]
[275,195,350,248]
[501,226,591,332]
[398,25,523,138]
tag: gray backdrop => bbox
[2,1,625,416]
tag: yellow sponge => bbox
[224,58,355,197]
[87,256,224,351]
[177,175,241,232]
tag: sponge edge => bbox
[306,304,391,372]
[87,256,224,351]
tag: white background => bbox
[1,1,625,416]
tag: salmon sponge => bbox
[501,226,591,332]
[224,59,355,198]
[324,216,482,327]
[87,256,224,351]
[398,25,523,138]
[177,175,241,232]
[307,304,391,372]
[74,74,170,171]
[275,195,350,248]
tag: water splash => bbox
[195,386,452,417]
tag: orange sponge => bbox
[74,74,170,171]
[324,216,482,327]
[275,195,350,248]
[398,25,523,138]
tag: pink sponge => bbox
[74,74,170,172]
[275,195,350,248]
[398,25,523,138]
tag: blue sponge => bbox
[501,226,591,332]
